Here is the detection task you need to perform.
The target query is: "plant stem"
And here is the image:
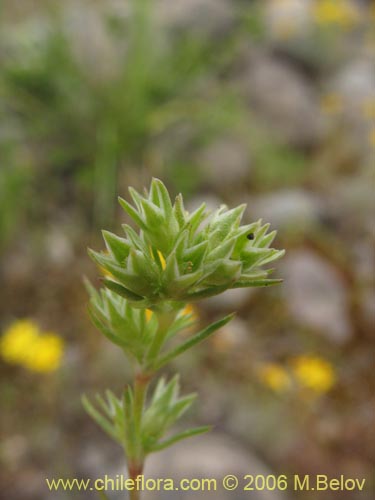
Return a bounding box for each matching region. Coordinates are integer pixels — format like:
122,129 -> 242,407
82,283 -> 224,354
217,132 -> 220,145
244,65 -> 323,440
133,372 -> 150,439
128,371 -> 150,500
127,309 -> 177,500
128,460 -> 144,500
145,310 -> 176,369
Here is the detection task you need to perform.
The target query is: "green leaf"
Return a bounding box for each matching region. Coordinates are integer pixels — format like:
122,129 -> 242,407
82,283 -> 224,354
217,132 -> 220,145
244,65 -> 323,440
185,202 -> 208,235
95,393 -> 114,419
149,178 -> 160,206
118,196 -> 147,230
102,278 -> 144,301
83,277 -> 100,301
167,394 -> 197,423
155,314 -> 234,369
102,230 -> 131,263
207,237 -> 236,261
82,395 -> 118,441
232,278 -> 283,288
149,426 -> 211,452
99,262 -> 152,296
169,270 -> 203,294
253,222 -> 271,244
186,284 -> 229,300
87,248 -> 112,268
153,178 -> 173,216
122,224 -> 149,254
209,204 -> 246,236
183,241 -> 208,267
173,193 -> 187,228
258,230 -> 277,248
140,198 -> 165,226
128,186 -> 146,211
203,259 -> 242,286
88,307 -> 127,348
240,247 -> 272,269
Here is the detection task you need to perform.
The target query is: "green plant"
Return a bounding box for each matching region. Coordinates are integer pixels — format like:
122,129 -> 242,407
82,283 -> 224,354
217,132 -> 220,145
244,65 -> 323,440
84,178 -> 284,500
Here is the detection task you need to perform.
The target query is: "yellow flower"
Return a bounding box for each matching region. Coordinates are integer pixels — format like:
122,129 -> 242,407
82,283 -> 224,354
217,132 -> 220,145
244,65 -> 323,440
0,320 -> 39,365
0,320 -> 64,373
313,0 -> 360,27
291,355 -> 335,393
258,363 -> 291,393
23,334 -> 64,373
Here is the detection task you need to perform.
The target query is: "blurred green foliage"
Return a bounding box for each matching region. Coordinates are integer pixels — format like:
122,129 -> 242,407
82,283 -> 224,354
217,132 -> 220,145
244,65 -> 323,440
0,0 -> 244,243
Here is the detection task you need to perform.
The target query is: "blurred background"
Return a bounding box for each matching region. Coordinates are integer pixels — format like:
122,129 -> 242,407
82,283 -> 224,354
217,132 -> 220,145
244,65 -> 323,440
0,0 -> 374,499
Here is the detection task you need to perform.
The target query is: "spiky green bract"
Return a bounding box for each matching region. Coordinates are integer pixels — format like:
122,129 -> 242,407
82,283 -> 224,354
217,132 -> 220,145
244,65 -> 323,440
88,178 -> 284,307
85,280 -> 158,362
82,376 -> 209,457
85,277 -> 231,367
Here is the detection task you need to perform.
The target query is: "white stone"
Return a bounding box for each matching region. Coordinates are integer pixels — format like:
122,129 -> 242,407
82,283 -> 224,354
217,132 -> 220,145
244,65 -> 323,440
282,250 -> 351,342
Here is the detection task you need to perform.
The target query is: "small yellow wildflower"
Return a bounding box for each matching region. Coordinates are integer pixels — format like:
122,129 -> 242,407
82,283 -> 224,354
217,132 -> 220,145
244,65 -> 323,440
313,0 -> 360,28
0,320 -> 64,373
258,363 -> 292,393
291,355 -> 335,393
0,320 -> 39,365
24,334 -> 64,373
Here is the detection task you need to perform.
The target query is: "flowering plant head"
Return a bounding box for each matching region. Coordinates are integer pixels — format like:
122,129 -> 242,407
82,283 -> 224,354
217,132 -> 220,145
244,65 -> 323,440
89,178 -> 284,310
84,179 -> 285,496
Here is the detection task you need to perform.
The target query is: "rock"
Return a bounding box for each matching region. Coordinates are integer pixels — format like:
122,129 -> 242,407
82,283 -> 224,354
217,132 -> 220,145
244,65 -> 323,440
0,435 -> 28,471
332,58 -> 375,107
360,289 -> 375,333
264,0 -> 312,42
45,227 -> 74,266
325,58 -> 375,152
248,189 -> 322,230
157,0 -> 235,39
239,51 -> 325,146
203,288 -> 254,313
197,137 -> 251,191
281,250 -> 351,343
144,433 -> 290,500
326,177 -> 374,235
210,317 -> 250,353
